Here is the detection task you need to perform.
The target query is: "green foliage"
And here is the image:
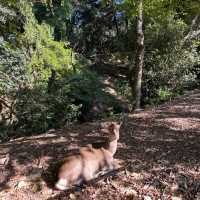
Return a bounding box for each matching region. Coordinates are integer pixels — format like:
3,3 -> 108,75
121,0 -> 200,105
66,70 -> 127,120
32,0 -> 73,40
0,42 -> 29,95
149,88 -> 174,105
143,13 -> 199,105
67,70 -> 111,116
157,88 -> 173,101
18,1 -> 74,81
70,70 -> 102,97
115,79 -> 132,101
29,33 -> 73,81
14,83 -> 80,134
0,0 -> 80,138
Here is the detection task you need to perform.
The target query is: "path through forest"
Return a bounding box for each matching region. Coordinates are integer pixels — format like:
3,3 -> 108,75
0,89 -> 199,200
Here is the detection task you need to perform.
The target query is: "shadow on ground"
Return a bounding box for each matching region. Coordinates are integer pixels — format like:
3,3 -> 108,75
0,90 -> 199,199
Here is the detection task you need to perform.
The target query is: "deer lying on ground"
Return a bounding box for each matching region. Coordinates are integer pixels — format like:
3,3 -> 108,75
55,122 -> 121,190
91,122 -> 120,156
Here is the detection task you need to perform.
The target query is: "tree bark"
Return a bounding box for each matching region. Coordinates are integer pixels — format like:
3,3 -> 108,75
129,0 -> 144,110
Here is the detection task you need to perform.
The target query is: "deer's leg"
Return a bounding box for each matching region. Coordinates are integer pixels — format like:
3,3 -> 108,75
55,179 -> 69,190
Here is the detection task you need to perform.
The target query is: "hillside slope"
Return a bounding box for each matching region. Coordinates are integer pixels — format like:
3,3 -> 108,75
0,89 -> 200,200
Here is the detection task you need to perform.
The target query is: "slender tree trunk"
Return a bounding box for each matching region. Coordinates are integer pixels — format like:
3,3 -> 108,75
113,15 -> 119,38
129,0 -> 144,110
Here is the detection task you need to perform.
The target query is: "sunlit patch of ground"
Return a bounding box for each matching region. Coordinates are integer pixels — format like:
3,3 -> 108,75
157,117 -> 200,131
0,90 -> 200,200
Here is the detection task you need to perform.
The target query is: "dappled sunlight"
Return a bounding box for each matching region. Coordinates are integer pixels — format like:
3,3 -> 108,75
129,111 -> 155,120
156,117 -> 200,131
0,90 -> 200,199
169,105 -> 200,113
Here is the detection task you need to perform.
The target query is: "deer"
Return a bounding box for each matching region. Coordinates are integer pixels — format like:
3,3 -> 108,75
55,121 -> 121,191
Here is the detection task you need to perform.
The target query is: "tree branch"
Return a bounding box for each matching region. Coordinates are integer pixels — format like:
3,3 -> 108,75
183,15 -> 200,43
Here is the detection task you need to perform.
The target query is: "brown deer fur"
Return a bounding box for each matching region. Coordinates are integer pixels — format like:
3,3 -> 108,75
91,122 -> 120,156
55,122 -> 121,190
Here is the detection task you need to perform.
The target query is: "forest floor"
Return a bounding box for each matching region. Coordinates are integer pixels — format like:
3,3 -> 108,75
0,89 -> 200,200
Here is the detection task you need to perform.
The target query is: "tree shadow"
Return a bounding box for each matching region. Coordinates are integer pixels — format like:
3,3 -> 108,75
0,90 -> 199,199
0,122 -> 109,192
112,90 -> 200,199
0,158 -> 14,192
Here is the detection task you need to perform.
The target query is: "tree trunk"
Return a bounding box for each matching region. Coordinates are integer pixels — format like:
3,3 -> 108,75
129,0 -> 144,110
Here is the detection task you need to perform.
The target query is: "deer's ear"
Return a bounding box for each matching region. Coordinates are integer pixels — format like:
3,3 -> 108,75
108,123 -> 116,133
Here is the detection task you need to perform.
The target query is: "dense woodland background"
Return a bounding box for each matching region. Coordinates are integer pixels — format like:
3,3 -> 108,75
0,1 -> 200,200
0,0 -> 200,140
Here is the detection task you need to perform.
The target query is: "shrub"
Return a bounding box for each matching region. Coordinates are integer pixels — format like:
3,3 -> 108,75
14,82 -> 80,134
142,14 -> 199,105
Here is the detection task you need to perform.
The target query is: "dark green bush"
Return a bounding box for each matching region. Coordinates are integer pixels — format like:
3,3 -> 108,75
142,15 -> 199,105
14,82 -> 80,134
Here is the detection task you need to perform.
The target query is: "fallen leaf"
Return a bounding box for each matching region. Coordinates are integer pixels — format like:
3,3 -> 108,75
15,180 -> 28,189
144,195 -> 152,200
171,196 -> 182,200
69,193 -> 76,200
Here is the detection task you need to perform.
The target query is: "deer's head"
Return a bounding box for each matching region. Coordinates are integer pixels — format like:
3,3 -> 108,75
101,121 -> 121,141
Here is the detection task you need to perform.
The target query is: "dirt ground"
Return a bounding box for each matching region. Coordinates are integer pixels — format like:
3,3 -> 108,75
0,89 -> 200,200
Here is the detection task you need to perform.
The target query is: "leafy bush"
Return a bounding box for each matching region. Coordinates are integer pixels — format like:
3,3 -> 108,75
0,1 -> 79,138
14,82 -> 80,134
66,70 -> 110,120
114,79 -> 132,101
142,14 -> 199,105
